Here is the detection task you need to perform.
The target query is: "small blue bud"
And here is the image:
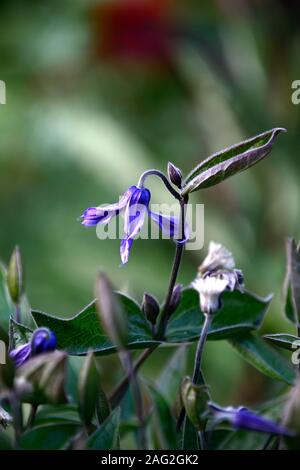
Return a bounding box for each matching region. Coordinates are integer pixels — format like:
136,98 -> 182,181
31,328 -> 57,356
9,327 -> 57,368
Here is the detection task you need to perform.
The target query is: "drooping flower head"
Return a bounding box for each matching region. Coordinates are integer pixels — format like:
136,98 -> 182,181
9,327 -> 57,368
81,185 -> 188,264
208,402 -> 293,436
192,241 -> 244,314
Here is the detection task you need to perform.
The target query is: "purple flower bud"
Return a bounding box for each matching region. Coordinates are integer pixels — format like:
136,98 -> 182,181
31,328 -> 57,356
168,284 -> 182,314
9,343 -> 31,368
168,162 -> 182,189
9,327 -> 57,368
142,292 -> 160,325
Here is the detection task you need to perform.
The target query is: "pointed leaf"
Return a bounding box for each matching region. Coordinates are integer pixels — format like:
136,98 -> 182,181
9,317 -> 32,349
182,128 -> 285,194
148,384 -> 178,450
229,333 -> 296,385
78,352 -> 99,425
32,289 -> 272,356
32,293 -> 156,356
166,288 -> 272,343
283,238 -> 300,325
87,407 -> 120,450
0,262 -> 12,333
20,423 -> 79,450
264,333 -> 300,351
156,346 -> 187,403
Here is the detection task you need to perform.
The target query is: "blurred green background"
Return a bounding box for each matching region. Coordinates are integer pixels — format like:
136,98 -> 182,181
0,0 -> 299,406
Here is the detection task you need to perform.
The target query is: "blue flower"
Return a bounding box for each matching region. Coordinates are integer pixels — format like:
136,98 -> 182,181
81,185 -> 188,264
9,327 -> 57,368
208,402 -> 293,436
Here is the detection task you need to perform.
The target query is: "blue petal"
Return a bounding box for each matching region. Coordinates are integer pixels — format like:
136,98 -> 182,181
234,408 -> 293,436
208,402 -> 293,436
81,207 -> 111,226
81,186 -> 136,226
31,328 -> 57,356
120,237 -> 133,265
9,343 -> 31,367
123,187 -> 150,240
149,211 -> 189,242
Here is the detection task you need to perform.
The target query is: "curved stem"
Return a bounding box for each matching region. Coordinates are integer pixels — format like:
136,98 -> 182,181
137,169 -> 181,201
192,313 -> 212,384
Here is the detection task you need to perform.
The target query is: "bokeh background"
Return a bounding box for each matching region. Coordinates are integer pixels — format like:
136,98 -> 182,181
0,0 -> 299,406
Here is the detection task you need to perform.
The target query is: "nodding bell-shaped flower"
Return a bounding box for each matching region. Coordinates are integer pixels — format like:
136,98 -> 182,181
81,185 -> 188,264
9,327 -> 57,368
208,402 -> 294,436
192,241 -> 244,315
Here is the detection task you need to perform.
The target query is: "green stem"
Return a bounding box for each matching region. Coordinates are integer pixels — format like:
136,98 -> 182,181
27,403 -> 38,429
10,392 -> 23,448
137,169 -> 181,201
198,430 -> 206,451
177,313 -> 212,434
192,313 -> 212,384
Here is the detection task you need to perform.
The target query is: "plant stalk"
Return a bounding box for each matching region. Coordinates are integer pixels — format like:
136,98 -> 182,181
110,194 -> 188,407
177,312 -> 212,434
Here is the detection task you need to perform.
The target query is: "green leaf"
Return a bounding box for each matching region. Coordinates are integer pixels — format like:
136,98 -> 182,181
9,317 -> 32,348
20,423 -> 79,450
87,407 -> 120,450
34,404 -> 81,426
156,346 -> 187,404
211,428 -> 271,450
229,333 -> 296,385
96,384 -> 111,425
166,288 -> 272,343
264,333 -> 300,351
181,417 -> 200,450
32,293 -> 157,356
32,289 -> 271,356
148,384 -> 178,450
16,351 -> 68,405
0,262 -> 12,334
182,128 -> 285,194
78,352 -> 100,425
0,429 -> 13,450
283,238 -> 300,325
